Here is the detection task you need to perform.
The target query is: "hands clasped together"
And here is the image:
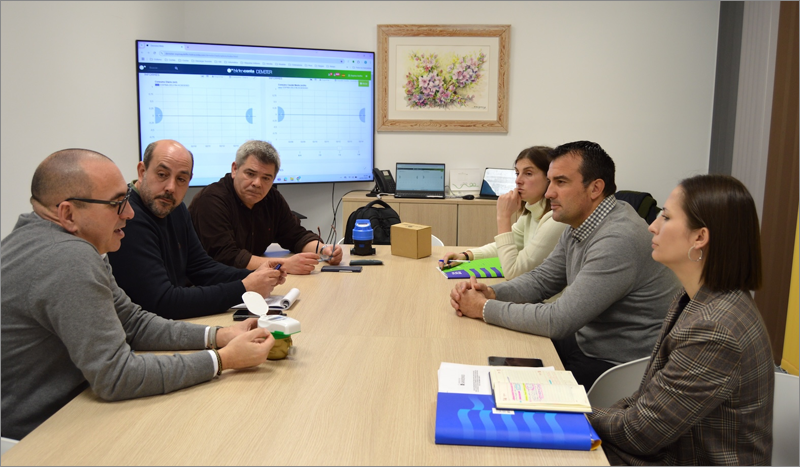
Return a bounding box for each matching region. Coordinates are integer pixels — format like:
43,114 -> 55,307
449,276 -> 497,319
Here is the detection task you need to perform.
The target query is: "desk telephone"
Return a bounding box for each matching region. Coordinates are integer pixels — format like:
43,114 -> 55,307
369,168 -> 395,197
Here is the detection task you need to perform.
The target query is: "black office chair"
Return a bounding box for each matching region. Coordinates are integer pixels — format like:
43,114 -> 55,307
614,191 -> 661,224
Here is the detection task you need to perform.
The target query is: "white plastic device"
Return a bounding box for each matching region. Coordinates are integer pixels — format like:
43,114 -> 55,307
257,315 -> 301,339
242,291 -> 301,339
242,291 -> 270,316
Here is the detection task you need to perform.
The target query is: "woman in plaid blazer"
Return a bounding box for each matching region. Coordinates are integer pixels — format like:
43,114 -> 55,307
588,174 -> 774,465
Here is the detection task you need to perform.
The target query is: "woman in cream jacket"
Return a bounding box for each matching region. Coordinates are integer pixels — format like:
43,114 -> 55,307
441,146 -> 567,280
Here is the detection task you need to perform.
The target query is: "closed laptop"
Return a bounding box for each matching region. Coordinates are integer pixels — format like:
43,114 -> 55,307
394,163 -> 446,199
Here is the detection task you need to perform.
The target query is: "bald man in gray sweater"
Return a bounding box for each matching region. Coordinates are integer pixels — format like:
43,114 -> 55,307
451,141 -> 679,387
1,149 -> 276,440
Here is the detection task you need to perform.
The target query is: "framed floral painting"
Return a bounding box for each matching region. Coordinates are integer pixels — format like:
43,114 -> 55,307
376,24 -> 510,133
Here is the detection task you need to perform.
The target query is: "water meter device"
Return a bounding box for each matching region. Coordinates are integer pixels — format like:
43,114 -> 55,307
242,291 -> 301,339
351,219 -> 376,256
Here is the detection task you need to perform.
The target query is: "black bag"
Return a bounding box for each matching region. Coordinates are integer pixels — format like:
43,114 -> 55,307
344,199 -> 401,245
614,190 -> 661,224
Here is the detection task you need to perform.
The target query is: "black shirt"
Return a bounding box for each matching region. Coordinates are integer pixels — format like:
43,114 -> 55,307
108,188 -> 249,319
188,174 -> 321,269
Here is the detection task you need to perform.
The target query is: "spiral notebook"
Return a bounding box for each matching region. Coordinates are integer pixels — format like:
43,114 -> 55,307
230,288 -> 300,311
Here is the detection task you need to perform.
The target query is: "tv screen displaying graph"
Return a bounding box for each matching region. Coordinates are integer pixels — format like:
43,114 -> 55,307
136,40 -> 375,186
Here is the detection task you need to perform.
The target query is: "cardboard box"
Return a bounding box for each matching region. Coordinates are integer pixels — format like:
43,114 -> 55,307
391,223 -> 432,259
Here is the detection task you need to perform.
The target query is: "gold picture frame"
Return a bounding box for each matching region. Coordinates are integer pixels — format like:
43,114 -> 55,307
377,24 -> 510,133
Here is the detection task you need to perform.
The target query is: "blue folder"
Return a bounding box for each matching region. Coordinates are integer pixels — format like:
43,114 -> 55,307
435,392 -> 601,451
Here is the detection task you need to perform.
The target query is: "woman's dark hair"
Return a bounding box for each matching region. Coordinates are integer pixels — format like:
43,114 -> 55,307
679,174 -> 762,291
514,146 -> 554,217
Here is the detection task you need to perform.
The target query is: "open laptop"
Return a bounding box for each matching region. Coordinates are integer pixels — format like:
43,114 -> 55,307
394,163 -> 446,199
478,168 -> 517,199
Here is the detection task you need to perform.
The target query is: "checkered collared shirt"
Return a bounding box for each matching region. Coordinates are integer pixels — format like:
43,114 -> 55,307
570,195 -> 616,242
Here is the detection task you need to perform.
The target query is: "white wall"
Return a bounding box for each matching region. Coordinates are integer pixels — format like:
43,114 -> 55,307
1,1 -> 186,236
1,1 -> 720,240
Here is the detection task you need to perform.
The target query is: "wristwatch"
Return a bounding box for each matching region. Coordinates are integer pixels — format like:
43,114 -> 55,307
208,326 -> 222,349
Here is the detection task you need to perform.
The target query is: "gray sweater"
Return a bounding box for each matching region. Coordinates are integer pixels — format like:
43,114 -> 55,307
485,201 -> 679,365
1,213 -> 214,440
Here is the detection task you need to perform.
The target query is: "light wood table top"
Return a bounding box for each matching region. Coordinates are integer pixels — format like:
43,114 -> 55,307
3,246 -> 608,466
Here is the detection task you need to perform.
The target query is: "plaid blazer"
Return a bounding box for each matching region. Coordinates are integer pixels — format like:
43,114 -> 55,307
588,286 -> 774,465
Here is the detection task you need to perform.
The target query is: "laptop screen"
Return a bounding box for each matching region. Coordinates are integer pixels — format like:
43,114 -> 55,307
395,163 -> 446,192
479,168 -> 516,197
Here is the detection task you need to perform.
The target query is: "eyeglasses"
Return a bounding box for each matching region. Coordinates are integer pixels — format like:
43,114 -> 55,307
59,185 -> 132,215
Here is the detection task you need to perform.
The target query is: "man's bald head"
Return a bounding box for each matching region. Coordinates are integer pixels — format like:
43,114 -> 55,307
31,149 -> 113,208
142,140 -> 194,172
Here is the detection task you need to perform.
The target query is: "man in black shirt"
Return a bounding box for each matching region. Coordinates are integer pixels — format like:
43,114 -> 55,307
189,140 -> 342,274
107,139 -> 286,319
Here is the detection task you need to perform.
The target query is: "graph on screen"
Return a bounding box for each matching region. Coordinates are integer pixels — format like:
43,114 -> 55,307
137,40 -> 375,186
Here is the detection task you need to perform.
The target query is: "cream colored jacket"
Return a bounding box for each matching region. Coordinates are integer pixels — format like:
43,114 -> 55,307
470,198 -> 567,280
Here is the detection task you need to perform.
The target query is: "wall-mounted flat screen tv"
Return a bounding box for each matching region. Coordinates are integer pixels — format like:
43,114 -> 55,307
136,40 -> 375,186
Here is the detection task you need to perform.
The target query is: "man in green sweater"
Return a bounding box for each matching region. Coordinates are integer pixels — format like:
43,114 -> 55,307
450,141 -> 679,387
1,149 -> 276,440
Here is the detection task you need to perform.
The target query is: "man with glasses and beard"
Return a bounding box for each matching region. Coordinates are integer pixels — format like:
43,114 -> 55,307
1,149 -> 277,440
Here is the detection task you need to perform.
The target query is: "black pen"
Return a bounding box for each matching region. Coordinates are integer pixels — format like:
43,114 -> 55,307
439,259 -> 468,269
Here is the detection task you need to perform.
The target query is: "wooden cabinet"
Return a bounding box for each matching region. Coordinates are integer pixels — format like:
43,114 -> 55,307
457,204 -> 500,246
341,192 -> 517,247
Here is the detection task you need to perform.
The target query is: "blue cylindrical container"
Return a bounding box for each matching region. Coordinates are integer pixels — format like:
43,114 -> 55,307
352,219 -> 375,255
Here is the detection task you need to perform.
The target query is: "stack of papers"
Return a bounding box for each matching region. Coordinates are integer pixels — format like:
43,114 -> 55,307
437,362 -> 555,395
434,363 -> 601,451
230,288 -> 300,311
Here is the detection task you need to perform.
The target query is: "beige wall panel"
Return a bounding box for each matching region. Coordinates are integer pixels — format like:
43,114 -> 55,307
398,203 -> 458,246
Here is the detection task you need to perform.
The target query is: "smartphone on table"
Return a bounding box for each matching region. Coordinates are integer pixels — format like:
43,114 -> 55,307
487,356 -> 544,367
232,308 -> 284,321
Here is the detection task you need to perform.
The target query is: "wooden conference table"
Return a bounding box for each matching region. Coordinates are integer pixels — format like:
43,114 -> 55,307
3,246 -> 608,466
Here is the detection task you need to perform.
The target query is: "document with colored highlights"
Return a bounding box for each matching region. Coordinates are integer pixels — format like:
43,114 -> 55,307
490,367 -> 592,413
489,367 -> 578,385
